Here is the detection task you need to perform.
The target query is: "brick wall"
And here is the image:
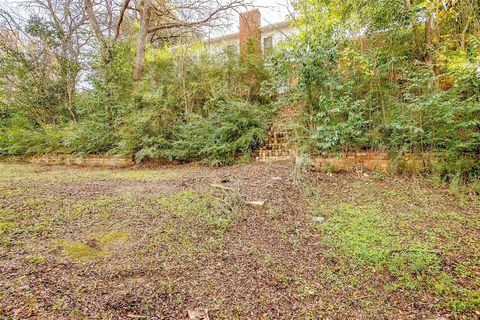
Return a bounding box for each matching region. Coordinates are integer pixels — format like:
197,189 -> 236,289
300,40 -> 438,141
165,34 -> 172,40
239,9 -> 261,56
300,152 -> 436,173
253,105 -> 301,163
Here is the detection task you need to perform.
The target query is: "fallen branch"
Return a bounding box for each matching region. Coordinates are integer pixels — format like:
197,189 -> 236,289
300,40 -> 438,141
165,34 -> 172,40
127,315 -> 147,319
244,200 -> 266,209
210,183 -> 235,192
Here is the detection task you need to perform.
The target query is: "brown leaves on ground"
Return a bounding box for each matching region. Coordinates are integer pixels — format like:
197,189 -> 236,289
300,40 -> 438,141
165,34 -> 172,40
0,162 -> 479,319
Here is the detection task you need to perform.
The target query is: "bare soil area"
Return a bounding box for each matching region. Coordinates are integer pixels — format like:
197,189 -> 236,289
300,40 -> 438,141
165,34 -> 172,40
0,162 -> 479,319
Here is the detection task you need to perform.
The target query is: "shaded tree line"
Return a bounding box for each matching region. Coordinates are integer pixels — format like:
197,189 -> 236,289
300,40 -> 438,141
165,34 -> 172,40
271,0 -> 480,184
0,0 -> 274,165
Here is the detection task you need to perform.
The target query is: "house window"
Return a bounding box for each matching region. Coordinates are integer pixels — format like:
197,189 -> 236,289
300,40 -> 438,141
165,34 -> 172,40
263,36 -> 273,56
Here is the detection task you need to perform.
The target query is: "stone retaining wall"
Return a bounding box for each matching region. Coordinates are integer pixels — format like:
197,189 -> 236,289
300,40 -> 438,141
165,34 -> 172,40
29,155 -> 134,168
300,152 -> 435,173
253,105 -> 300,162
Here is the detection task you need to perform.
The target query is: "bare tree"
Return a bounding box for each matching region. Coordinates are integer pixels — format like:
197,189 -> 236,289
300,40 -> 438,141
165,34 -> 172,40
21,0 -> 88,121
0,2 -> 88,123
84,0 -> 250,82
84,0 -> 119,62
133,0 -> 152,81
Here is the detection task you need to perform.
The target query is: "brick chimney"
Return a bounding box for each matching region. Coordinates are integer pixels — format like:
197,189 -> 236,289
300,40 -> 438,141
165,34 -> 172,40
239,9 -> 261,56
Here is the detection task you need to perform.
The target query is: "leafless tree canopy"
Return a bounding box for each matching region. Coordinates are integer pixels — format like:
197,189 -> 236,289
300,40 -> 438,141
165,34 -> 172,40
1,0 -> 252,90
82,0 -> 250,44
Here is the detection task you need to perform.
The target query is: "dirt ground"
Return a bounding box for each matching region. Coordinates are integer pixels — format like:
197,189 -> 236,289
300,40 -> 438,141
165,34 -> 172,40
0,161 -> 479,319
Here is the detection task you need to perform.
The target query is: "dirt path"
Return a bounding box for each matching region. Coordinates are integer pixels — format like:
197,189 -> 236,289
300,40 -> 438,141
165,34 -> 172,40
0,162 -> 479,319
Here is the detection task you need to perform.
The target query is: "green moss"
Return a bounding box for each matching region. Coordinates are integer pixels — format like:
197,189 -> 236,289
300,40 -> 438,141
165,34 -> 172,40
98,231 -> 129,244
56,230 -> 129,261
27,256 -> 46,265
57,240 -> 105,261
0,221 -> 18,231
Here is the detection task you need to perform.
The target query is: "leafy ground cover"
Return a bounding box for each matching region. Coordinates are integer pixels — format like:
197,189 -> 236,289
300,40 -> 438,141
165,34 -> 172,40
0,162 -> 479,319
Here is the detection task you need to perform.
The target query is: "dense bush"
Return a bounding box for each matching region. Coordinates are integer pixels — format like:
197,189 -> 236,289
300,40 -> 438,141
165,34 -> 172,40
274,0 -> 480,182
2,0 -> 479,180
169,100 -> 270,165
0,41 -> 272,164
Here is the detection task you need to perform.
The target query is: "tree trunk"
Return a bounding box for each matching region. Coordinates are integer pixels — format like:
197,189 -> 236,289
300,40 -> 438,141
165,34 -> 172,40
133,0 -> 152,82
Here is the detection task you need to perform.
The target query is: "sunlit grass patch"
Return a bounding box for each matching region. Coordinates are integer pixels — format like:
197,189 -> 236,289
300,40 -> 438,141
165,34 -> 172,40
319,200 -> 480,312
57,240 -> 106,260
56,231 -> 129,261
0,209 -> 25,246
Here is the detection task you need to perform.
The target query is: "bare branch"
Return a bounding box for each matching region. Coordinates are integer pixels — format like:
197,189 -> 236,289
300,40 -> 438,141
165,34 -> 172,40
115,0 -> 131,40
84,0 -> 107,45
147,0 -> 248,34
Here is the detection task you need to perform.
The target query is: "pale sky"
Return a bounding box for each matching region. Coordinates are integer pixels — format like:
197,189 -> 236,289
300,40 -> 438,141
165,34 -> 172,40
219,0 -> 294,36
251,0 -> 294,26
0,0 -> 294,32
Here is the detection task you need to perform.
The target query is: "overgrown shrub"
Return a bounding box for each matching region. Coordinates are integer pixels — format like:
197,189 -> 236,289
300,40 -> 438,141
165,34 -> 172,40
169,100 -> 271,165
0,41 -> 273,164
0,113 -> 63,155
62,118 -> 118,155
273,0 -> 480,183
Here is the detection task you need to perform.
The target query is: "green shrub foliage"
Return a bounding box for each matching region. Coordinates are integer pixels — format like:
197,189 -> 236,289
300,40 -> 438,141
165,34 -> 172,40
169,100 -> 269,165
0,40 -> 272,164
1,0 -> 480,179
272,0 -> 480,182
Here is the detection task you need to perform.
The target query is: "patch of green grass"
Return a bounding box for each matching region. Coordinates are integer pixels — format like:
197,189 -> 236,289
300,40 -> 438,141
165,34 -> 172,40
322,203 -> 443,277
0,221 -> 18,231
449,289 -> 480,313
149,190 -> 241,260
27,256 -> 46,265
64,197 -> 115,222
98,231 -> 129,244
319,200 -> 480,313
57,240 -> 105,260
0,187 -> 28,199
0,209 -> 25,246
24,197 -> 48,208
56,231 -> 128,261
433,272 -> 480,312
0,209 -> 22,223
156,190 -> 213,217
156,190 -> 241,234
297,283 -> 318,300
268,207 -> 284,220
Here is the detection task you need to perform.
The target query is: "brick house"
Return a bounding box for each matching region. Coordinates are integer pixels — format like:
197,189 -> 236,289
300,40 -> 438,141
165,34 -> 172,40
204,9 -> 297,57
